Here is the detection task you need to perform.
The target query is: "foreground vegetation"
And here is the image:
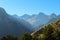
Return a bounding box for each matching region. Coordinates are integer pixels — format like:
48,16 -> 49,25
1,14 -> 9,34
0,20 -> 60,40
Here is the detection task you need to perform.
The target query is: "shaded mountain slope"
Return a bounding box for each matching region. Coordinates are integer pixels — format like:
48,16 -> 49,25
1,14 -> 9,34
0,7 -> 33,37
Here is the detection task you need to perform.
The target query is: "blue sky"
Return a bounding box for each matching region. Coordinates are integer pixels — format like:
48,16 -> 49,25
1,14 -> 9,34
0,0 -> 60,16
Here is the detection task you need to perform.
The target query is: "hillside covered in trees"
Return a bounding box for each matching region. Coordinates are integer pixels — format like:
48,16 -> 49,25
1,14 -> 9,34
0,20 -> 60,40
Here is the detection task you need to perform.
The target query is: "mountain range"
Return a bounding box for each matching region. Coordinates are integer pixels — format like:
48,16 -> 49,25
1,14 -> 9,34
0,7 -> 60,37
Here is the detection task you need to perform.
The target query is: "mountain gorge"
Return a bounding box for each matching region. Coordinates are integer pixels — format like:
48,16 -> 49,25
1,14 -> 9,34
1,14 -> 60,40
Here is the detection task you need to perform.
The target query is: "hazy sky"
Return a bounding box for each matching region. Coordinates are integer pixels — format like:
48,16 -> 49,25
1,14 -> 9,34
0,0 -> 60,16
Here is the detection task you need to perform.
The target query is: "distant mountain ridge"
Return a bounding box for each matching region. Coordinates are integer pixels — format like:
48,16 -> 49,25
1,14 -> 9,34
20,12 -> 60,30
